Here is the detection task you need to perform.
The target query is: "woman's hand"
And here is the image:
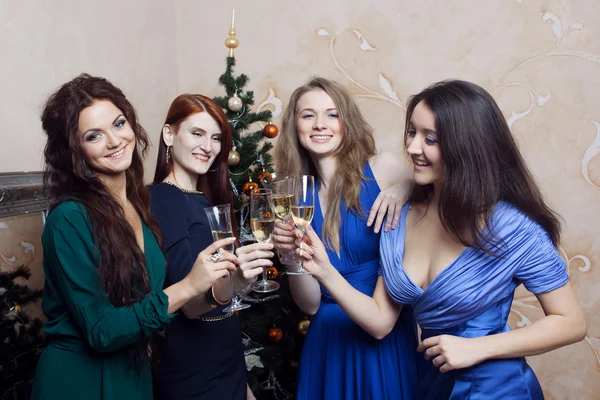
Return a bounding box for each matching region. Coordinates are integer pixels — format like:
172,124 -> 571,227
235,242 -> 275,284
272,220 -> 296,252
246,384 -> 256,400
417,335 -> 487,373
294,225 -> 334,282
184,237 -> 237,297
367,181 -> 407,233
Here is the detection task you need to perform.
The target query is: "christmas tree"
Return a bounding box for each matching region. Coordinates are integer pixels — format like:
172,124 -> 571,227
0,266 -> 46,400
213,11 -> 307,399
212,56 -> 278,206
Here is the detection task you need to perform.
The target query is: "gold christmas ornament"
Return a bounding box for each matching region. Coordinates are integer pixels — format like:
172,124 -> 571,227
263,123 -> 279,139
224,9 -> 239,58
228,147 -> 241,166
227,93 -> 243,112
297,318 -> 310,336
14,304 -> 23,313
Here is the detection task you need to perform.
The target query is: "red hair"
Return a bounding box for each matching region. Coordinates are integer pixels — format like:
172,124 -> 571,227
153,94 -> 237,233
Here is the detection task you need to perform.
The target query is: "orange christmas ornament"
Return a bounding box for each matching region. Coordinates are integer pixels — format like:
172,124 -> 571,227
263,123 -> 279,139
258,169 -> 272,183
268,327 -> 283,342
266,266 -> 278,280
243,175 -> 259,196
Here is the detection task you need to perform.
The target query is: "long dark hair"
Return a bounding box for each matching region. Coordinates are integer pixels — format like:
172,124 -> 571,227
153,94 -> 237,234
404,80 -> 561,251
41,73 -> 163,368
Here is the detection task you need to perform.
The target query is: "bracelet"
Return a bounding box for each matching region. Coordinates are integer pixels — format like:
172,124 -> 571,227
211,284 -> 231,306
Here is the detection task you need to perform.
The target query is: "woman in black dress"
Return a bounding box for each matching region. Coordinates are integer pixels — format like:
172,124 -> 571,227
150,94 -> 273,400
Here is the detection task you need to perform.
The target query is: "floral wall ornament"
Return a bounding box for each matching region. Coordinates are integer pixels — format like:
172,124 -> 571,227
316,28 -> 404,109
499,1 -> 599,83
582,121 -> 600,190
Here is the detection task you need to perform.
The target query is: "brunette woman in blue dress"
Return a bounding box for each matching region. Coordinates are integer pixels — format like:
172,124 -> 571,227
295,80 -> 586,399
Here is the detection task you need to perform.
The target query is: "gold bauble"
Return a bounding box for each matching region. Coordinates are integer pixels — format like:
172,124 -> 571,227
225,37 -> 239,49
14,304 -> 23,313
228,147 -> 241,166
297,318 -> 310,336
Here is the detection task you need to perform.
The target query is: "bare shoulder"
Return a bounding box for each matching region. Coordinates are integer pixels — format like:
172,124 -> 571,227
369,151 -> 412,190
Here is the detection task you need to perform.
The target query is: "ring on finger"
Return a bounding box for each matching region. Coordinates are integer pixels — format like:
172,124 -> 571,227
206,252 -> 223,262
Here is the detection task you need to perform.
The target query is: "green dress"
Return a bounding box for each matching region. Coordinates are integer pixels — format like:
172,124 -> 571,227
32,201 -> 174,400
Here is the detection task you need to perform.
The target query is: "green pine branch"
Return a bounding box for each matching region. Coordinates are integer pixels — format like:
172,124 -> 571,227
214,57 -> 276,207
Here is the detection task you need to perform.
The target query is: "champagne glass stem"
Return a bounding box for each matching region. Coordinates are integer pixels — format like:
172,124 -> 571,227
229,270 -> 241,305
299,230 -> 306,271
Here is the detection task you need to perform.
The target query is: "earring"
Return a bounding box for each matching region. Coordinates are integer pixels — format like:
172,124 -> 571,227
166,146 -> 172,164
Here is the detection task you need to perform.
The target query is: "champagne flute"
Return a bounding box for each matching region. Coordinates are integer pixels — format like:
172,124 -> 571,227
287,175 -> 315,275
269,177 -> 296,265
204,204 -> 250,312
249,189 -> 279,293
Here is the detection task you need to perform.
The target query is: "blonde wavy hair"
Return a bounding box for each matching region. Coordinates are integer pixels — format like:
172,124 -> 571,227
274,77 -> 376,252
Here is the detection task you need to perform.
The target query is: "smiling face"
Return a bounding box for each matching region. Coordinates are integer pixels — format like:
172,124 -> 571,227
164,111 -> 222,180
405,100 -> 444,186
295,89 -> 344,158
78,100 -> 136,180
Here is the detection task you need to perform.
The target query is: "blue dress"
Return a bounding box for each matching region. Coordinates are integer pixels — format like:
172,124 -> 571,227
150,183 -> 246,400
380,202 -> 570,399
297,164 -> 421,400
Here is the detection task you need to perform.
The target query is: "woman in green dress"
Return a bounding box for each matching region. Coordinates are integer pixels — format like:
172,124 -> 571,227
32,74 -> 236,400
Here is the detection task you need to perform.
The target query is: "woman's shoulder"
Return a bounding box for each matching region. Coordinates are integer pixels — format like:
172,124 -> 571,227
489,201 -> 551,242
43,201 -> 93,243
149,182 -> 188,200
46,200 -> 87,225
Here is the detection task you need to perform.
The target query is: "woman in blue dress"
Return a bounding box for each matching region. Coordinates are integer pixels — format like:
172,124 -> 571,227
272,77 -> 420,399
295,80 -> 587,399
150,94 -> 274,400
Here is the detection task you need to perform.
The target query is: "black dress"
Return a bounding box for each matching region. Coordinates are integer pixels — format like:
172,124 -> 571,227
150,183 -> 246,400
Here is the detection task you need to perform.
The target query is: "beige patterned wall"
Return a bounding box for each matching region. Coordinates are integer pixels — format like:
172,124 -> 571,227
1,0 -> 598,398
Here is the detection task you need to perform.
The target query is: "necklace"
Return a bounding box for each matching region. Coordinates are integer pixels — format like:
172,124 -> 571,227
163,180 -> 203,195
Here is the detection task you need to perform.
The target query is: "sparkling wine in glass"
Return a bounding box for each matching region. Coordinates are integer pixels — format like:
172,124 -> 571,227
269,177 -> 296,265
204,204 -> 250,312
249,189 -> 279,293
287,175 -> 315,275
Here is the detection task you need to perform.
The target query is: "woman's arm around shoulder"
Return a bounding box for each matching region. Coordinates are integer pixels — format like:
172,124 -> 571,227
367,150 -> 413,233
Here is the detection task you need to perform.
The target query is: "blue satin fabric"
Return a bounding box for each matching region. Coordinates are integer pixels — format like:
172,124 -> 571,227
380,202 -> 569,399
297,164 -> 421,400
